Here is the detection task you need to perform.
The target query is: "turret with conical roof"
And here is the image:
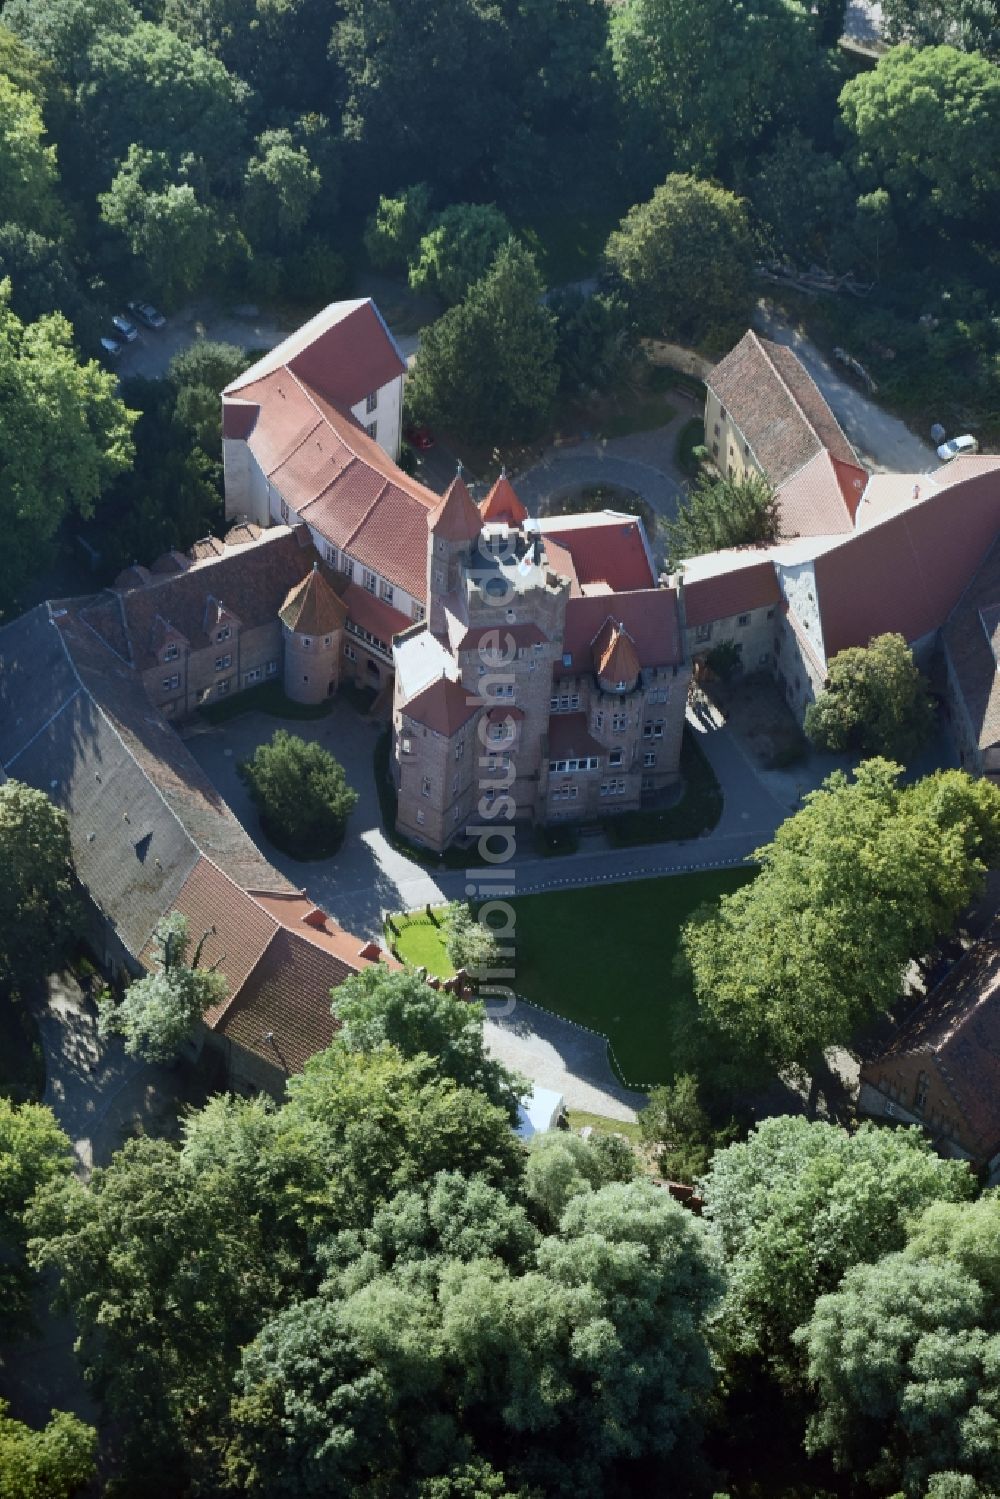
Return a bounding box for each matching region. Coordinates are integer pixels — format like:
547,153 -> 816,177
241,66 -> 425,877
426,467 -> 482,635
479,471 -> 528,528
280,563 -> 347,704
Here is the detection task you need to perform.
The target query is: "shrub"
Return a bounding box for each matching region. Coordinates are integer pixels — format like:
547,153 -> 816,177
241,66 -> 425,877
239,730 -> 359,859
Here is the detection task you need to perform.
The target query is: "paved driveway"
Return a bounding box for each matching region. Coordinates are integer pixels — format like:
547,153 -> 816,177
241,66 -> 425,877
753,302 -> 936,474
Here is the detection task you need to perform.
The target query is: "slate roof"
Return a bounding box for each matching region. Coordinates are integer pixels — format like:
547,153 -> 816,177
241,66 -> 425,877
707,331 -> 859,485
866,933 -> 1000,1163
0,605 -> 291,960
280,567 -> 348,636
942,535 -> 1000,756
81,526 -> 318,671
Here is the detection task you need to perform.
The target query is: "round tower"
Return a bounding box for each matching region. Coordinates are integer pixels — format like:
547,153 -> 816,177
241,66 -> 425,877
279,564 -> 348,705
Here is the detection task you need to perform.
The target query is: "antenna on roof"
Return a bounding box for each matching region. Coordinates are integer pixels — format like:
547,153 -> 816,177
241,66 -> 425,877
500,464 -> 507,478
456,459 -> 464,477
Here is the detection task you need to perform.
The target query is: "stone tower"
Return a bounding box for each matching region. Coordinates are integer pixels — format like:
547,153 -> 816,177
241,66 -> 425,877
426,471 -> 483,636
279,564 -> 348,705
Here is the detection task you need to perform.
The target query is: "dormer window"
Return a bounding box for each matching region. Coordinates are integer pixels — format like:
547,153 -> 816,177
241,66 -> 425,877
163,643 -> 179,662
615,680 -> 628,692
216,626 -> 231,643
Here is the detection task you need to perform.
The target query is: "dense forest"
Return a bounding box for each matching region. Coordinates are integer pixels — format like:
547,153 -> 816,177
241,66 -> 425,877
1,0 -> 1000,612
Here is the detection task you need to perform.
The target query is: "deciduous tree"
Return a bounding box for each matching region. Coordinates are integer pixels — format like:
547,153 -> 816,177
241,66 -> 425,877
363,182 -> 432,271
98,912 -> 228,1064
839,45 -> 1000,226
683,760 -> 1000,1067
239,730 -> 359,859
797,1254 -> 1000,1494
609,0 -> 822,177
0,77 -> 61,235
804,632 -> 935,758
332,965 -> 523,1117
0,283 -> 135,613
406,240 -> 558,444
0,1401 -> 96,1499
0,782 -> 80,993
99,146 -> 219,306
701,1116 -> 974,1373
408,203 -> 516,305
0,1097 -> 71,1335
605,174 -> 754,349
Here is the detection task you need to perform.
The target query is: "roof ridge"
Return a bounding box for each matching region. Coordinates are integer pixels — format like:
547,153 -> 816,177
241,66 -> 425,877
74,601 -> 134,670
186,859 -> 284,1029
263,408 -> 325,480
44,608 -> 201,957
756,332 -> 829,452
342,475 -> 393,553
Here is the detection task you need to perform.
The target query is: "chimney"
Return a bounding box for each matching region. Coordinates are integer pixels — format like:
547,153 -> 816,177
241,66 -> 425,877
912,483 -> 920,501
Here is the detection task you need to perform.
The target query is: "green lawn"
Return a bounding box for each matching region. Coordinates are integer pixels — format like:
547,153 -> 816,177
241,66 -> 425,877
510,870 -> 755,1088
386,870 -> 755,1089
388,911 -> 456,977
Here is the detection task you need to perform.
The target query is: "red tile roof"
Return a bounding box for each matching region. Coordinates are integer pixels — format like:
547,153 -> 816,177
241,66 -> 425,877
708,331 -> 859,485
682,560 -> 782,629
480,475 -> 528,526
774,450 -> 868,537
539,537 -> 581,595
225,365 -> 437,601
280,567 -> 348,635
457,621 -> 548,654
429,474 -> 483,542
561,590 -> 683,671
541,517 -> 655,592
402,676 -> 479,738
813,466 -> 1000,657
548,712 -> 604,759
225,298 -> 407,413
591,619 -> 640,684
341,582 -> 412,644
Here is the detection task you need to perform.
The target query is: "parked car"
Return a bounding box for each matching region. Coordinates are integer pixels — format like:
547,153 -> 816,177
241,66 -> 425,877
937,433 -> 979,462
100,335 -> 123,360
111,314 -> 138,343
404,423 -> 435,451
126,299 -> 166,329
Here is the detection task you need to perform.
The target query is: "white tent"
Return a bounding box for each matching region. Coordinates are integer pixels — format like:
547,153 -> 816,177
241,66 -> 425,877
516,1085 -> 565,1139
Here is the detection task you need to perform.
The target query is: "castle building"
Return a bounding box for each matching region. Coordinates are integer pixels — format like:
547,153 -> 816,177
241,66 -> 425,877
391,473 -> 690,852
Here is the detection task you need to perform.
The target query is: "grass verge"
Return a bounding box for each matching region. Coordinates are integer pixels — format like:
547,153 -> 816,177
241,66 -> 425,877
566,1109 -> 642,1144
604,729 -> 722,847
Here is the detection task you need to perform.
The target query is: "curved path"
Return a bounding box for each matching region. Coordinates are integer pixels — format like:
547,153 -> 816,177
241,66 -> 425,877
513,447 -> 683,525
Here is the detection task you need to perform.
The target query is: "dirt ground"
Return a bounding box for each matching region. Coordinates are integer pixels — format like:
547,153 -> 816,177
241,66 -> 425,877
704,672 -> 808,768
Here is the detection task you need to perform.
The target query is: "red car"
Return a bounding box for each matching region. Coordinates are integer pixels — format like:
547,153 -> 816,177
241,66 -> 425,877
404,423 -> 435,451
